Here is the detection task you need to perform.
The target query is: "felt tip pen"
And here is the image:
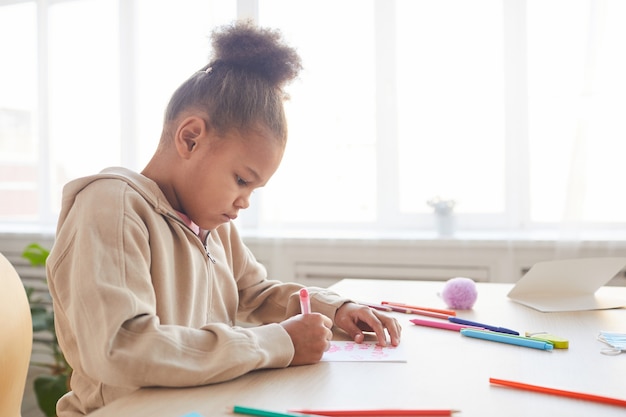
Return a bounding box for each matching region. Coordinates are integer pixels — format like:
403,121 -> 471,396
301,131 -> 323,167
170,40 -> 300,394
381,301 -> 457,316
461,329 -> 554,350
489,377 -> 626,407
383,304 -> 451,320
410,318 -> 485,332
449,317 -> 519,335
299,288 -> 311,314
290,409 -> 460,416
233,405 -> 305,417
524,332 -> 569,349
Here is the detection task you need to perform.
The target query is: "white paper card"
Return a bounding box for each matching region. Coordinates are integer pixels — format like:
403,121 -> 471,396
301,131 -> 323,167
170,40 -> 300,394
507,257 -> 626,312
321,341 -> 407,362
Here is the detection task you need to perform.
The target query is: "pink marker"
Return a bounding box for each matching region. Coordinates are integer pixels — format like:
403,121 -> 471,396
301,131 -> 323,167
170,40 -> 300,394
410,318 -> 484,332
299,288 -> 311,314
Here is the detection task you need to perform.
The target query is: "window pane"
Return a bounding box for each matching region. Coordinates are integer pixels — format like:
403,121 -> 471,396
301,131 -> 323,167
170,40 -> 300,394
48,0 -> 120,212
257,0 -> 377,225
396,0 -> 505,215
528,0 -> 626,223
0,2 -> 38,221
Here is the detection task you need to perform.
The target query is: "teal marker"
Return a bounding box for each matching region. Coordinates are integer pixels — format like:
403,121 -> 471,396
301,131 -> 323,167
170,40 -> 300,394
233,405 -> 306,417
460,329 -> 554,350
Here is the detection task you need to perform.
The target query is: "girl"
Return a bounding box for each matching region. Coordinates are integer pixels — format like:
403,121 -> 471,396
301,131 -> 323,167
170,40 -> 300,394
47,21 -> 401,416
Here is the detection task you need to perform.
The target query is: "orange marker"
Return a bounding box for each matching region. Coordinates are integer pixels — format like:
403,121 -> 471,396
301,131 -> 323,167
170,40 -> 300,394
381,301 -> 456,316
382,304 -> 451,320
490,377 -> 626,407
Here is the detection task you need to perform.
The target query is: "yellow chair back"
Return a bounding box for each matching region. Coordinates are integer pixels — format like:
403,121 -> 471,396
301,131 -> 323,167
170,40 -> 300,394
0,252 -> 33,417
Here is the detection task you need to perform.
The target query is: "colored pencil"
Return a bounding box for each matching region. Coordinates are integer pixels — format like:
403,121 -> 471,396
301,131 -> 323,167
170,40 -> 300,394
381,301 -> 456,316
489,378 -> 626,408
290,409 -> 459,416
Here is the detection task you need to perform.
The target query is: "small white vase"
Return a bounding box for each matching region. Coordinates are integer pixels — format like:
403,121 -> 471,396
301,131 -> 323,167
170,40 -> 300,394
436,213 -> 455,237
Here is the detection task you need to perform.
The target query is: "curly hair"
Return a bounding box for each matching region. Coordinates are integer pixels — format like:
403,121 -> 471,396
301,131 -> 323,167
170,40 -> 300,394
164,20 -> 302,144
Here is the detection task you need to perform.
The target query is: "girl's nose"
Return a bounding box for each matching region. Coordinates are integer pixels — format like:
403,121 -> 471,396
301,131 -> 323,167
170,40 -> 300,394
235,194 -> 250,210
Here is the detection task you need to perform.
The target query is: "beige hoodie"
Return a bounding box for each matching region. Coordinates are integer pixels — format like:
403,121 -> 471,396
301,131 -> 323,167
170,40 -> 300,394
46,167 -> 348,416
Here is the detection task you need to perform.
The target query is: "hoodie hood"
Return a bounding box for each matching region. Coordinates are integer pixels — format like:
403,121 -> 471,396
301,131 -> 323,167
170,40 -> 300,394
57,167 -> 174,232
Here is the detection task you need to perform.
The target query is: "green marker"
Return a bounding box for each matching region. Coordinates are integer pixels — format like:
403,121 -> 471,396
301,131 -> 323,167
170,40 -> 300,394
233,405 -> 306,417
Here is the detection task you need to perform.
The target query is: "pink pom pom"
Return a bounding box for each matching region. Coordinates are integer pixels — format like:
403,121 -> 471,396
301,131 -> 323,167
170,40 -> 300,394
442,277 -> 477,310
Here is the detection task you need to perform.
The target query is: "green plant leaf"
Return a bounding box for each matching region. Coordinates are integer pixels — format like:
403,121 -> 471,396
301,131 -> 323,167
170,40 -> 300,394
24,242 -> 70,416
22,243 -> 50,266
31,306 -> 50,332
25,286 -> 35,299
34,374 -> 68,417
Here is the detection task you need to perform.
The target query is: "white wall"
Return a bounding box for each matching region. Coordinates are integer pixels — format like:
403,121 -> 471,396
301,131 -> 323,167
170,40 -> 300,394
244,236 -> 626,287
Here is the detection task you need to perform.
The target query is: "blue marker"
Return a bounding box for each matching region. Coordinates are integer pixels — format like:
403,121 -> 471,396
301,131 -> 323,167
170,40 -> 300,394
460,329 -> 554,351
449,317 -> 519,335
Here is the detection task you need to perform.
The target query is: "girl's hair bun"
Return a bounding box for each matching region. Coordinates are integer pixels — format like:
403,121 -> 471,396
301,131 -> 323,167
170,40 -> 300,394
210,20 -> 302,88
164,20 -> 301,142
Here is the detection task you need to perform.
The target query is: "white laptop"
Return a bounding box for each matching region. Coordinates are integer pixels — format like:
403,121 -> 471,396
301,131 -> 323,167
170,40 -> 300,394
507,257 -> 626,312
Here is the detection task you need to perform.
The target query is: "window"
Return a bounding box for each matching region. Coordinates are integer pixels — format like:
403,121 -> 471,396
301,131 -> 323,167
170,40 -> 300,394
526,0 -> 626,224
0,1 -> 38,222
0,0 -> 235,231
1,0 -> 625,238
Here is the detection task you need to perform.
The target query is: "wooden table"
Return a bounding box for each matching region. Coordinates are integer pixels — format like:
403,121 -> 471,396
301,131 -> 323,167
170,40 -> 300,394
90,279 -> 626,417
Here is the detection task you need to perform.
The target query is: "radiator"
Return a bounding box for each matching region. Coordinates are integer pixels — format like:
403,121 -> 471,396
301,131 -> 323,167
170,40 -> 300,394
294,261 -> 489,287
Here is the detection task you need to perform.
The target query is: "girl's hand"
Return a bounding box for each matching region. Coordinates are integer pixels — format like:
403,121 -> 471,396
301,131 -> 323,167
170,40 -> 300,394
280,313 -> 333,365
333,302 -> 402,347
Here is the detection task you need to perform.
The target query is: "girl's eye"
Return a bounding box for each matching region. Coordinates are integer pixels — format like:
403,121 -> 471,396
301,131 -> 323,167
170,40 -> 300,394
236,175 -> 248,186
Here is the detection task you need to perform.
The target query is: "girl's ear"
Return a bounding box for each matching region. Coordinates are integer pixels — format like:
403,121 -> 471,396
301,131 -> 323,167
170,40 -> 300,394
174,116 -> 207,158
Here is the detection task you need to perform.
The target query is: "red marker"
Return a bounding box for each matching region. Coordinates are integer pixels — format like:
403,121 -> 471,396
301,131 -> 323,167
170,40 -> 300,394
290,409 -> 459,416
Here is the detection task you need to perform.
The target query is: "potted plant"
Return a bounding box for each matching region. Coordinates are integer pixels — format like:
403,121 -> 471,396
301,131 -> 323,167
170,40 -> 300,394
22,243 -> 71,417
